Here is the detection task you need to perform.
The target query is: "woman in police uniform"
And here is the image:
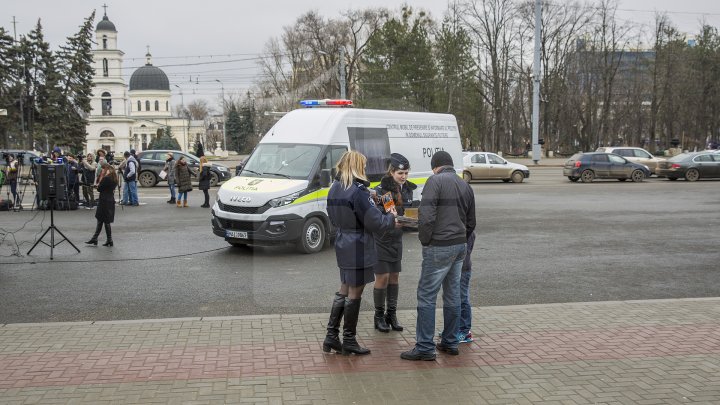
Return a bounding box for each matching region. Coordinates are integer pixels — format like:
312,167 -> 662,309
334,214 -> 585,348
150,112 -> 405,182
323,151 -> 397,355
372,153 -> 416,333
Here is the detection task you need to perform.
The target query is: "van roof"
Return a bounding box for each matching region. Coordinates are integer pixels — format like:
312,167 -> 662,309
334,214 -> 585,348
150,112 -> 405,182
263,108 -> 458,145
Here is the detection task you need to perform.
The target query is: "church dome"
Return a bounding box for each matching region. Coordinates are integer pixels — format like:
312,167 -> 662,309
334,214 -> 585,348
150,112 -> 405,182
129,54 -> 169,91
96,15 -> 117,32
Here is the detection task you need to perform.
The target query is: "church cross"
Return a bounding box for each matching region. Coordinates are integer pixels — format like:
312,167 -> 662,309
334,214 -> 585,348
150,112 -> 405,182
102,4 -> 108,16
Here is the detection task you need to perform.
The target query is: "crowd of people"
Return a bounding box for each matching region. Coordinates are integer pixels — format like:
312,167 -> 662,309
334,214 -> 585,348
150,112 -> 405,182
324,150 -> 477,360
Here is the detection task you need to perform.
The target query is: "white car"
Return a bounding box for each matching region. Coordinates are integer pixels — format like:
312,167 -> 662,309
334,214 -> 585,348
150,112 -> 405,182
462,152 -> 530,183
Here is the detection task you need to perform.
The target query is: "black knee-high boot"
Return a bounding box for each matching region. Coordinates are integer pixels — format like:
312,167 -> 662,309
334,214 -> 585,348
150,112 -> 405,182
373,288 -> 390,332
385,284 -> 404,331
342,298 -> 370,355
103,223 -> 113,246
322,292 -> 346,353
86,221 -> 102,245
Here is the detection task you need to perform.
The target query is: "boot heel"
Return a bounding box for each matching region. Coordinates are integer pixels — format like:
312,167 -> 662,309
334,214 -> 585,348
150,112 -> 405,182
103,241 -> 113,247
85,240 -> 98,246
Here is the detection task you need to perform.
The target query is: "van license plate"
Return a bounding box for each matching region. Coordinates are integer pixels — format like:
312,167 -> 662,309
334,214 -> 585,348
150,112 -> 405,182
226,230 -> 248,239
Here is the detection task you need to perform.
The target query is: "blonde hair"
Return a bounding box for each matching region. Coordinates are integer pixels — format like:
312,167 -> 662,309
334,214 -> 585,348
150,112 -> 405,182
336,151 -> 367,189
199,156 -> 208,167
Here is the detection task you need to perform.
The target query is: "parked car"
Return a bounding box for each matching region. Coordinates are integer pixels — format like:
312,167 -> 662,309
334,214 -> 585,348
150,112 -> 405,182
136,150 -> 232,187
462,152 -> 530,183
595,146 -> 665,175
656,152 -> 720,181
563,152 -> 650,183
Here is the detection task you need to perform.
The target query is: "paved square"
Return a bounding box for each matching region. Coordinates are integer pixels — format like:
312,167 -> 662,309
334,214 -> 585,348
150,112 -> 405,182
1,298 -> 719,404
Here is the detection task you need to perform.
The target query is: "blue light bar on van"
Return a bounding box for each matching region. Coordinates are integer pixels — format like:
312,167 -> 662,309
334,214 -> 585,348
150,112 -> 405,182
299,99 -> 353,107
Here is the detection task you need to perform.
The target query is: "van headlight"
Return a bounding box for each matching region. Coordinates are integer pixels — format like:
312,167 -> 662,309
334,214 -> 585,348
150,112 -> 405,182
268,191 -> 300,208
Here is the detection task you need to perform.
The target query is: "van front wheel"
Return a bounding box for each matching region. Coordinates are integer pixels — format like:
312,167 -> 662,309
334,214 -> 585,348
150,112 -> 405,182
297,217 -> 325,254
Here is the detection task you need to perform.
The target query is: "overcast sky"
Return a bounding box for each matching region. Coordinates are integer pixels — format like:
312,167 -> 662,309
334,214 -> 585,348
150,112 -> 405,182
5,0 -> 720,111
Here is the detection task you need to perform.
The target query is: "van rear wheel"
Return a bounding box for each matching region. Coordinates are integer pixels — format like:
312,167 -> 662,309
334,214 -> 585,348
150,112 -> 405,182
297,217 -> 325,254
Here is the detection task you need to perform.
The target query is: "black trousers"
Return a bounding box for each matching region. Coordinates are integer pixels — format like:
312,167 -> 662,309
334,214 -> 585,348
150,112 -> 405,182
202,189 -> 209,205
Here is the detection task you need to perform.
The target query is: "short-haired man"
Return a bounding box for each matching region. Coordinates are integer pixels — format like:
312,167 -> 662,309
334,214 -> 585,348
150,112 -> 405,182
401,150 -> 476,361
121,151 -> 139,206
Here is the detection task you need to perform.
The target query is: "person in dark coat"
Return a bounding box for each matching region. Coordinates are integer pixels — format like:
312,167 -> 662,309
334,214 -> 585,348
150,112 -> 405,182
86,162 -> 118,247
81,152 -> 97,209
324,151 -> 397,356
198,156 -> 211,208
372,153 -> 416,333
174,157 -> 193,207
162,152 -> 177,204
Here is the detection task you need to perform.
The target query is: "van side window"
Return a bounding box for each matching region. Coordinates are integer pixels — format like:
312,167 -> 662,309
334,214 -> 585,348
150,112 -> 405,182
314,146 -> 347,189
348,127 -> 390,182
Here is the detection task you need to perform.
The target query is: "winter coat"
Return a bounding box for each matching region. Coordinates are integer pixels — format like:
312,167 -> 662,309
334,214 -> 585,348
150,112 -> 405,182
175,162 -> 193,193
373,175 -> 417,262
327,178 -> 395,269
163,158 -> 176,183
83,160 -> 97,185
95,175 -> 117,224
418,166 -> 476,246
66,160 -> 79,185
198,164 -> 211,190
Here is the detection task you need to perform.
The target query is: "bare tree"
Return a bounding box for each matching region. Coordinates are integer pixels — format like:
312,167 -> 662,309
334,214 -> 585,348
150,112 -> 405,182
462,0 -> 520,152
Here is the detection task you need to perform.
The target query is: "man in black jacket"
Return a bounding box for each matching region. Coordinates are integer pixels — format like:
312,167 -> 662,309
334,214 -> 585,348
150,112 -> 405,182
401,150 -> 476,361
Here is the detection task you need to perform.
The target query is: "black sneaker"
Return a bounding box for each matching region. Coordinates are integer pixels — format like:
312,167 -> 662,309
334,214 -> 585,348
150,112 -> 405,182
436,342 -> 459,356
400,348 -> 436,361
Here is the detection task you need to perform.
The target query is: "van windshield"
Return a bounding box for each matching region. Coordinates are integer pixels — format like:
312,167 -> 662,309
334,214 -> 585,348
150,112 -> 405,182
241,144 -> 322,180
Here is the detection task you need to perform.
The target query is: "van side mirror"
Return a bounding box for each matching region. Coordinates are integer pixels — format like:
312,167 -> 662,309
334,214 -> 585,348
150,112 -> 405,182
320,169 -> 332,187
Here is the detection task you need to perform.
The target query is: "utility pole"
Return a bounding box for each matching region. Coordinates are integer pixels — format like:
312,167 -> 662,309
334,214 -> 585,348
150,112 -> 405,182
531,0 -> 542,164
339,47 -> 346,99
215,79 -> 226,151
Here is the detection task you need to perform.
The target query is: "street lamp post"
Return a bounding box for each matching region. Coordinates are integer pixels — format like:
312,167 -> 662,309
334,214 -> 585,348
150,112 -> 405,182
174,84 -> 184,113
215,79 -> 226,151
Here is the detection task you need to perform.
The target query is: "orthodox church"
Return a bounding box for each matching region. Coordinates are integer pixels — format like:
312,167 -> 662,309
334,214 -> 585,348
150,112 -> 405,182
85,11 -> 204,155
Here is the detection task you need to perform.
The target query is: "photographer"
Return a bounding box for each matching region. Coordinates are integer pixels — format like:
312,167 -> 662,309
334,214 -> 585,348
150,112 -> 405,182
66,155 -> 80,202
82,152 -> 97,209
4,154 -> 19,206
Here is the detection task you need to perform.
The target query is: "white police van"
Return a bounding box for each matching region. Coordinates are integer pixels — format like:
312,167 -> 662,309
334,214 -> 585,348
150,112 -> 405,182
211,99 -> 463,253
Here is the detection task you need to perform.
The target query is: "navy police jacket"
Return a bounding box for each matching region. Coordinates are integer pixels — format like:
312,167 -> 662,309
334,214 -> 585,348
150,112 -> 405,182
373,176 -> 416,262
327,178 -> 395,269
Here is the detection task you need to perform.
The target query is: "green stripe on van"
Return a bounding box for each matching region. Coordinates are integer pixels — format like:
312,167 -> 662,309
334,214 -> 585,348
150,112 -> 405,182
290,177 -> 430,205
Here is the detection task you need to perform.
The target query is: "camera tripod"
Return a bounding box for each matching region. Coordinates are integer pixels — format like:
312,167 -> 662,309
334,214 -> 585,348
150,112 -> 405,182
27,196 -> 81,260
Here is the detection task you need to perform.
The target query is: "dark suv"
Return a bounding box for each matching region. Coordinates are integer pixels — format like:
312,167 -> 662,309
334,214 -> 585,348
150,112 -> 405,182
136,150 -> 232,187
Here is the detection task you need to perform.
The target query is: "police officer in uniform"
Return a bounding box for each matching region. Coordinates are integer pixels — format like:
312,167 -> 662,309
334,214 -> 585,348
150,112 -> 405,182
372,153 -> 416,333
324,151 -> 397,355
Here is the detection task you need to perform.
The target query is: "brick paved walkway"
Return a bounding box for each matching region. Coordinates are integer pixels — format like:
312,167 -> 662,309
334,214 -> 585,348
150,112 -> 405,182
1,298 -> 719,404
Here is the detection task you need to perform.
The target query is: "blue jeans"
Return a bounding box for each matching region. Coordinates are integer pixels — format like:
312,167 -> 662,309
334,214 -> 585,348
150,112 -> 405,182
178,191 -> 187,202
169,182 -> 176,200
121,180 -> 130,204
128,180 -> 138,205
459,269 -> 472,335
415,243 -> 466,353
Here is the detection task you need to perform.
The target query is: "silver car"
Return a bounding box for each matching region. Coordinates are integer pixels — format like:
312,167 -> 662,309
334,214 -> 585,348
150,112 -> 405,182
462,152 -> 530,183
